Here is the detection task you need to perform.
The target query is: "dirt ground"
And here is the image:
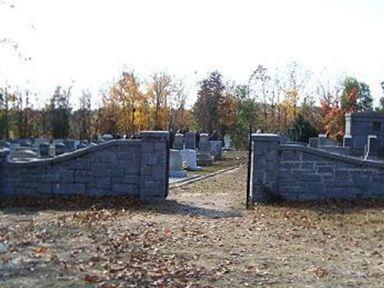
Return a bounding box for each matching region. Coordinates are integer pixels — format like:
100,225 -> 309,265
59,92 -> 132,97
1,154 -> 384,287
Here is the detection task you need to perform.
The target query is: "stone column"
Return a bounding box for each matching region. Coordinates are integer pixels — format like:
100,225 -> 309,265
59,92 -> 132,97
251,134 -> 281,202
138,131 -> 170,201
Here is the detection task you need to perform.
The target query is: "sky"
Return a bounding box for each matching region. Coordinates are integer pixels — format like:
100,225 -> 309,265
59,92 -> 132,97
0,0 -> 384,108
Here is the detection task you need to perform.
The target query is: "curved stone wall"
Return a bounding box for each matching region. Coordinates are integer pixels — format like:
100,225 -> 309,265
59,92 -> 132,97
0,131 -> 169,201
250,134 -> 384,202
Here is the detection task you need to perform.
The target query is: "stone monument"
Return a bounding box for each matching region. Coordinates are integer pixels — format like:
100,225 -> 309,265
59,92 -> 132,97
172,133 -> 184,150
197,133 -> 213,165
184,132 -> 196,150
169,149 -> 187,177
181,149 -> 202,171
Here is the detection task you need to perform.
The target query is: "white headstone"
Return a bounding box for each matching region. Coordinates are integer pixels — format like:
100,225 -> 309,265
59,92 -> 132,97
181,149 -> 202,171
169,149 -> 187,177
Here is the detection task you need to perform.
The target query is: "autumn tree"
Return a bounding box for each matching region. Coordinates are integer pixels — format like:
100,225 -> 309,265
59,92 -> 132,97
318,79 -> 344,139
109,71 -> 149,135
147,73 -> 172,130
279,62 -> 311,131
341,77 -> 373,112
168,79 -> 192,131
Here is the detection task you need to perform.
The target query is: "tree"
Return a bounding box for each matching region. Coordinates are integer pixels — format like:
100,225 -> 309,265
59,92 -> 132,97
49,86 -> 71,139
341,77 -> 373,112
279,62 -> 311,131
168,79 -> 192,131
317,79 -> 344,139
0,86 -> 12,138
286,114 -> 318,143
147,73 -> 172,130
110,71 -> 149,135
193,71 -> 225,133
379,81 -> 384,112
228,84 -> 259,148
249,65 -> 271,128
73,90 -> 92,139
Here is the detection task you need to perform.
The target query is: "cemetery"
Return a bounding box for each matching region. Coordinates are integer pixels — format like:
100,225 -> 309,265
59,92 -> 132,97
2,1 -> 384,286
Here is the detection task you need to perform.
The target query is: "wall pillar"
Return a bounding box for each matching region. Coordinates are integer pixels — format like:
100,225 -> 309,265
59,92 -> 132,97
251,134 -> 281,202
138,131 -> 170,201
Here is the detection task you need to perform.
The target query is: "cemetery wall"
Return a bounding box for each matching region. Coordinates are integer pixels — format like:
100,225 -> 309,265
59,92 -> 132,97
0,131 -> 169,201
251,134 -> 384,202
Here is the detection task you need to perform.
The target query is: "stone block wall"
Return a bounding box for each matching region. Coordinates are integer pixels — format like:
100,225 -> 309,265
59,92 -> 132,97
250,134 -> 384,202
0,131 -> 169,201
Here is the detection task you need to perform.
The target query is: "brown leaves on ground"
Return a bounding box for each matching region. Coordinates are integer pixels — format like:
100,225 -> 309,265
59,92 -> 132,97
1,155 -> 384,287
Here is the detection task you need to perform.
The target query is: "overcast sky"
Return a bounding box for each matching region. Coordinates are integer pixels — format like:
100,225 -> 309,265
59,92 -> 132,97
0,0 -> 383,108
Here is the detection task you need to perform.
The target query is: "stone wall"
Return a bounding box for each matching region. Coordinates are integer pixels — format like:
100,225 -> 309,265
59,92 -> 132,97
250,134 -> 384,202
0,131 -> 169,201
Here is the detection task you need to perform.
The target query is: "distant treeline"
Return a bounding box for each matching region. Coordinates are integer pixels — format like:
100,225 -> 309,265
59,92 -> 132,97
1,63 -> 383,148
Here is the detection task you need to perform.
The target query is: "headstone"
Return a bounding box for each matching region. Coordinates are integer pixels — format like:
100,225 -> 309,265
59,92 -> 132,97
197,133 -> 213,165
55,143 -> 66,156
39,142 -> 50,157
64,140 -> 76,152
0,140 -> 11,149
181,149 -> 202,171
169,149 -> 187,177
223,134 -> 232,150
172,133 -> 184,150
343,135 -> 353,148
210,140 -> 223,160
365,135 -> 379,160
101,134 -> 113,141
10,148 -> 39,161
198,133 -> 211,153
309,137 -> 318,148
184,132 -> 196,150
318,134 -> 338,146
77,143 -> 88,149
19,139 -> 32,147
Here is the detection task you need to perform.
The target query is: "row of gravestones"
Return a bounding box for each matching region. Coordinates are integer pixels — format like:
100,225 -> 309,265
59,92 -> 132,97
307,134 -> 384,160
169,132 -> 228,178
0,138 -> 104,162
172,132 -> 224,162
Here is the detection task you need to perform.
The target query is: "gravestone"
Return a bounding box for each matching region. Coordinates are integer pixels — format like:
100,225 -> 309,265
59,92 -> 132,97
55,143 -> 66,156
64,140 -> 76,152
184,132 -> 196,150
181,149 -> 202,171
210,141 -> 223,160
169,149 -> 187,177
19,139 -> 32,147
197,133 -> 213,165
318,134 -> 338,146
39,142 -> 50,157
10,148 -> 39,161
0,140 -> 11,149
223,134 -> 232,150
77,142 -> 88,149
172,133 -> 184,150
365,135 -> 379,160
198,133 -> 211,152
309,137 -> 318,148
101,134 -> 113,141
